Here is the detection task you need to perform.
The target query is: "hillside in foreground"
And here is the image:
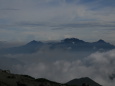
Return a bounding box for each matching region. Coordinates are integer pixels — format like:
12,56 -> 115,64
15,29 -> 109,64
0,69 -> 102,86
66,77 -> 102,86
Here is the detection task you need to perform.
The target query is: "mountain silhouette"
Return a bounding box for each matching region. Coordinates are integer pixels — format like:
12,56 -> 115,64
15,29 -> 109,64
66,77 -> 102,86
0,40 -> 43,54
50,38 -> 115,52
97,39 -> 106,43
26,40 -> 42,46
0,38 -> 114,54
0,69 -> 64,86
61,38 -> 86,44
0,69 -> 102,86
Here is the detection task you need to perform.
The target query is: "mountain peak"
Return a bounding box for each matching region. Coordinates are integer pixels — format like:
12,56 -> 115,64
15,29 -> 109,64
30,40 -> 38,43
61,38 -> 85,43
97,39 -> 106,43
80,77 -> 91,80
67,77 -> 102,86
26,40 -> 42,45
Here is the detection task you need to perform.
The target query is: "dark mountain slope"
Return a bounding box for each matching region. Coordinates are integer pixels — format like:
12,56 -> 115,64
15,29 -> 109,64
0,40 -> 43,54
50,38 -> 115,51
66,77 -> 102,86
0,69 -> 65,86
0,69 -> 102,86
92,39 -> 114,51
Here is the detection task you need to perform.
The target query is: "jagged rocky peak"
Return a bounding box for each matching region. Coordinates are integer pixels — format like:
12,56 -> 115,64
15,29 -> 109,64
61,38 -> 85,43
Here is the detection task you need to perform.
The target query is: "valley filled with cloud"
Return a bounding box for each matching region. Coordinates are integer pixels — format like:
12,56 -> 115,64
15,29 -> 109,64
0,44 -> 115,86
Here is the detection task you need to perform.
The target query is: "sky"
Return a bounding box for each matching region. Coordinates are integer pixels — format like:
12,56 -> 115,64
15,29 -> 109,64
1,1 -> 115,86
0,0 -> 115,44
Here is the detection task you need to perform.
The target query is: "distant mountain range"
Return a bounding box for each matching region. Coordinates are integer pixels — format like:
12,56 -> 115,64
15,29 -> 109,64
49,38 -> 115,52
0,38 -> 114,55
0,40 -> 43,54
0,69 -> 102,86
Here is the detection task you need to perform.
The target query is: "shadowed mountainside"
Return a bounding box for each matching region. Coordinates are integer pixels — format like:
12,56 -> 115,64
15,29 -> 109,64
0,69 -> 65,86
66,77 -> 102,86
0,69 -> 102,86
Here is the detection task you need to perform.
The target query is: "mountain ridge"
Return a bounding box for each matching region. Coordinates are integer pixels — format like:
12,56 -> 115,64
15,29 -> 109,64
0,38 -> 114,54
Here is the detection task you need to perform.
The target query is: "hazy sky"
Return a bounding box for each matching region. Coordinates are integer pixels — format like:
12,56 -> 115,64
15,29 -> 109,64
0,0 -> 115,44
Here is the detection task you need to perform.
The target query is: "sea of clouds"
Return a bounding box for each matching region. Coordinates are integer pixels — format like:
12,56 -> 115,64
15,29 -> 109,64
0,47 -> 115,86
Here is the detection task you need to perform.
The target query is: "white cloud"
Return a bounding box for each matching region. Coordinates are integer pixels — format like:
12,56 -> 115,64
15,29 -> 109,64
1,0 -> 115,24
0,0 -> 115,43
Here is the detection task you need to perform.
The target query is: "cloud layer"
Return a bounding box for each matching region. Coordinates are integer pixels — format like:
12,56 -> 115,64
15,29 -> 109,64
0,0 -> 115,43
1,47 -> 115,86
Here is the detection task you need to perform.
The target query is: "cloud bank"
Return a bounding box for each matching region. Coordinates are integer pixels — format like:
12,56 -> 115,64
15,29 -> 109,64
0,0 -> 115,43
1,47 -> 115,86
